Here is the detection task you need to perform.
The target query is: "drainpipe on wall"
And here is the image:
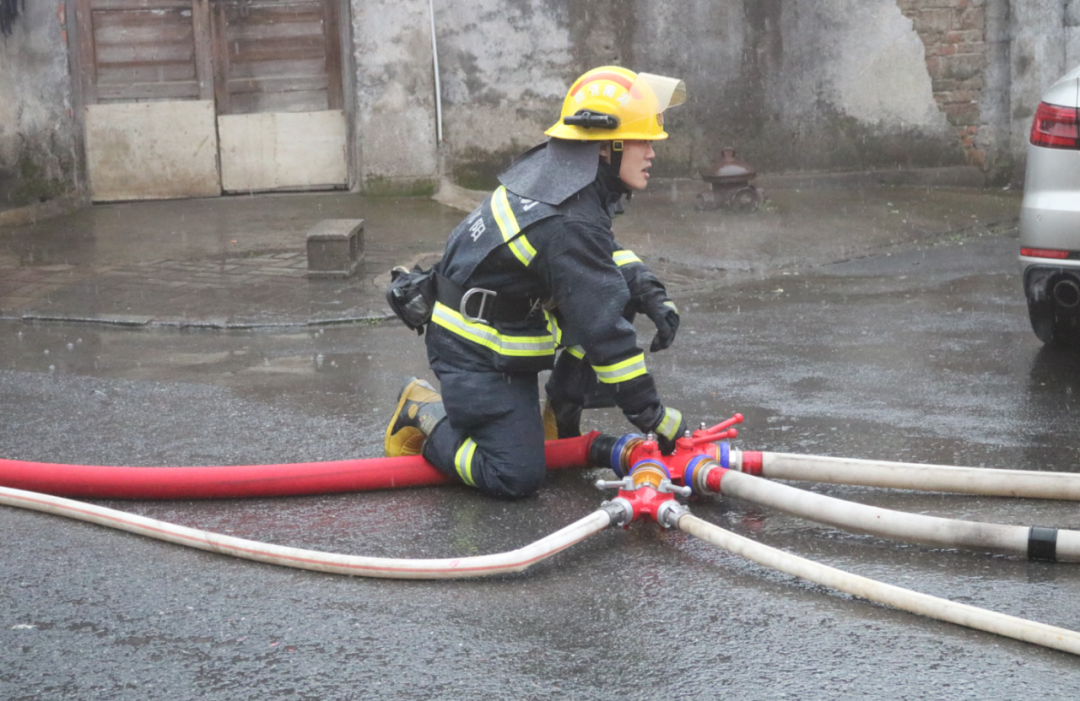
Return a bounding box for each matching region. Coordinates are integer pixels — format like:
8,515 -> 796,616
429,0 -> 443,144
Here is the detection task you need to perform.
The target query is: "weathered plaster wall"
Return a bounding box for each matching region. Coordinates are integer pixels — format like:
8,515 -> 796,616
435,0 -> 597,188
626,1 -> 745,177
981,0 -> 1014,183
727,0 -> 961,173
900,0 -> 993,170
1008,0 -> 1080,184
888,0 -> 1080,186
0,0 -> 79,208
1,0 -> 1068,198
354,0 -> 969,191
1070,0 -> 1080,66
1011,1 -> 1067,175
351,0 -> 441,193
350,0 -> 635,190
623,0 -> 962,175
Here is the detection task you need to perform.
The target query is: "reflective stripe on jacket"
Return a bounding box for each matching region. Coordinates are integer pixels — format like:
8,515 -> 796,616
426,167 -> 663,421
431,302 -> 560,358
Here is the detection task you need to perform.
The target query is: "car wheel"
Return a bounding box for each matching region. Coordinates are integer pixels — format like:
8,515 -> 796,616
1029,302 -> 1080,347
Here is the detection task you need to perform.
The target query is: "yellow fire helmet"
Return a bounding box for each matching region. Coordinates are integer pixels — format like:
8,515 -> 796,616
545,66 -> 687,141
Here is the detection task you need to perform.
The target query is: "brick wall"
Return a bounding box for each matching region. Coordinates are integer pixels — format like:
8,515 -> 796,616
897,0 -> 989,169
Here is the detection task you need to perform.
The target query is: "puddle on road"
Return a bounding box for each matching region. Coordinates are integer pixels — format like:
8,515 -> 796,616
0,193 -> 463,269
0,319 -> 432,417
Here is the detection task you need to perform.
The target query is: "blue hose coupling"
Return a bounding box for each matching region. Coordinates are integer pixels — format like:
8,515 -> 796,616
608,433 -> 644,477
684,455 -> 723,495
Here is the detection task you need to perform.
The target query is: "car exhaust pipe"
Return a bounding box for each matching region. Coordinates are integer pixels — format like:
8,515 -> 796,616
1053,277 -> 1080,308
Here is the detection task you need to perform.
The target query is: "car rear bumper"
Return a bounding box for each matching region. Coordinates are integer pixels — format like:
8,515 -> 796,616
1022,261 -> 1080,307
1020,145 -> 1080,249
1020,194 -> 1080,249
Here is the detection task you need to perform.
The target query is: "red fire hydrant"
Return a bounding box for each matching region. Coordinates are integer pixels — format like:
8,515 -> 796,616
695,147 -> 765,212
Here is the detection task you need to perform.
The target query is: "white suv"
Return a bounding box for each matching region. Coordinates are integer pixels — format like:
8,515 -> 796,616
1020,63 -> 1080,346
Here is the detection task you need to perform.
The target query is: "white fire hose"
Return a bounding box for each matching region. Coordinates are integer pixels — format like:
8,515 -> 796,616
743,450 -> 1080,500
715,469 -> 1080,561
676,512 -> 1080,657
7,477 -> 1080,656
0,485 -> 616,579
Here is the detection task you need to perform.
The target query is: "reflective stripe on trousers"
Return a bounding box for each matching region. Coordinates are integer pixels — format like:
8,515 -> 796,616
592,352 -> 647,383
454,438 -> 478,486
422,370 -> 548,500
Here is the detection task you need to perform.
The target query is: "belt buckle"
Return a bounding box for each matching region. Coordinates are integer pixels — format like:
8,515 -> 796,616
460,287 -> 497,324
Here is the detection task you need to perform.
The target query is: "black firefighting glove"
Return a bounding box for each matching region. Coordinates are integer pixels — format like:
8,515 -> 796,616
622,265 -> 680,352
643,298 -> 679,352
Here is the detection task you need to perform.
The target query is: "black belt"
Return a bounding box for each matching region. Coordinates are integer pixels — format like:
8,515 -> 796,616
436,273 -> 539,324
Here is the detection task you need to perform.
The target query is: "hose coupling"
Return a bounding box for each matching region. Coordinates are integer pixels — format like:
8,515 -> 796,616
684,457 -> 722,495
737,450 -> 764,477
589,433 -> 643,477
600,498 -> 634,527
656,500 -> 689,529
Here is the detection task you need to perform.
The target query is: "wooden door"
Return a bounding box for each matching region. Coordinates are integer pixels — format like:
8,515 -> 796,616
211,0 -> 347,192
75,0 -> 347,201
77,0 -> 219,200
210,0 -> 342,115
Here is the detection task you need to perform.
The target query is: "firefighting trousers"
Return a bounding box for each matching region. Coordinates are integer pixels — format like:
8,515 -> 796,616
421,370 -> 546,499
542,350 -> 619,438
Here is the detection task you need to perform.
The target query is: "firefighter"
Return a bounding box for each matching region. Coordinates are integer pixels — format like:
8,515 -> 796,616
385,66 -> 688,499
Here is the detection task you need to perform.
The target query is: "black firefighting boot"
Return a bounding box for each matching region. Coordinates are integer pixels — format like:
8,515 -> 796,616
384,377 -> 447,457
541,396 -> 583,441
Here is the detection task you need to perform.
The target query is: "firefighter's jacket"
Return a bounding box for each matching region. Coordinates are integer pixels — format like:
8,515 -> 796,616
427,165 -> 665,427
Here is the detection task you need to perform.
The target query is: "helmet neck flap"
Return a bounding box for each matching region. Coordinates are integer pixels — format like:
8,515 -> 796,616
497,138 -> 602,206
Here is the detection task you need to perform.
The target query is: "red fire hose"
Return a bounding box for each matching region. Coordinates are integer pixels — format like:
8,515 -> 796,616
0,432 -> 599,500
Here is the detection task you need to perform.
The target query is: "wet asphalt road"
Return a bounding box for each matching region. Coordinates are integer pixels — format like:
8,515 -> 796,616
4,228 -> 1080,699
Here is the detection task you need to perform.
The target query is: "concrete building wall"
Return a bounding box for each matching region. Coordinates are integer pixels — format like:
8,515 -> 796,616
0,0 -> 80,208
355,0 -> 971,191
2,0 -> 1078,199
350,0 -> 441,194
982,0 -> 1015,183
434,0 -> 592,188
1070,0 -> 1080,67
744,1 -> 960,173
1010,0 -> 1067,180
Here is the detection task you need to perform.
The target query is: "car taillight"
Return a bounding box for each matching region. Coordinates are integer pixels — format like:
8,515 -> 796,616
1021,247 -> 1070,259
1030,101 -> 1080,149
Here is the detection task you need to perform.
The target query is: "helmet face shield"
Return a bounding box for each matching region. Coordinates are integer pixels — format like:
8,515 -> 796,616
545,66 -> 687,141
617,72 -> 687,139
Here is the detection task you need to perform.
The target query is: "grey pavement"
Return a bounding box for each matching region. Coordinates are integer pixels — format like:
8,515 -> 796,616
0,167 -> 1023,329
